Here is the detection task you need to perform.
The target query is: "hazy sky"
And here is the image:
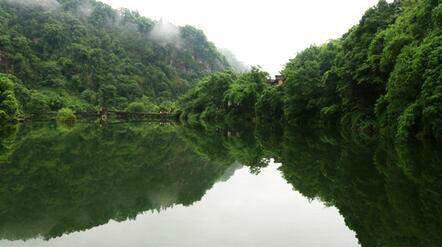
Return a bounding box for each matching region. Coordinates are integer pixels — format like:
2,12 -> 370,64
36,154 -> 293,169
100,0 -> 381,75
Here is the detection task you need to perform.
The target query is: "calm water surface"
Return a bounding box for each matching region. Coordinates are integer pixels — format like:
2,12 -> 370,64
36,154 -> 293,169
0,123 -> 440,247
2,163 -> 357,247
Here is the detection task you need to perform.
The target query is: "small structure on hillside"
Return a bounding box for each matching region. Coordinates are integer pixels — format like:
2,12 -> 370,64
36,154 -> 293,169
268,75 -> 284,86
100,107 -> 109,122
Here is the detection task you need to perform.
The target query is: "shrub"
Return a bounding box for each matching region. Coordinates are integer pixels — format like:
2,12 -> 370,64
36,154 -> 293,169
57,108 -> 76,123
26,91 -> 50,113
0,74 -> 20,122
126,102 -> 147,113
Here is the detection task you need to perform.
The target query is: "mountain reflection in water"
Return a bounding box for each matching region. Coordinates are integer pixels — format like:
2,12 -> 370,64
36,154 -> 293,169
0,123 -> 440,247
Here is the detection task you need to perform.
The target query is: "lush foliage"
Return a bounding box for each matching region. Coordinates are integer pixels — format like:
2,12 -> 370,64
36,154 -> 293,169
283,42 -> 340,126
178,71 -> 235,122
178,67 -> 269,122
255,86 -> 284,122
56,107 -> 76,123
178,0 -> 441,143
0,73 -> 19,122
0,0 -> 230,114
281,0 -> 441,141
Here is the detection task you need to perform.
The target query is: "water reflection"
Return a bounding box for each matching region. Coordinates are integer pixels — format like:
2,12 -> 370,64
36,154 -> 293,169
0,122 -> 441,246
0,123 -> 230,241
2,164 -> 357,247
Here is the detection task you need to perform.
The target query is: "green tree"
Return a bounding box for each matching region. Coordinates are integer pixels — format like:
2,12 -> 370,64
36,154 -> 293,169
224,67 -> 269,119
0,0 -> 231,114
282,42 -> 339,126
178,71 -> 235,121
126,102 -> 146,112
0,74 -> 19,122
26,91 -> 50,113
255,86 -> 284,123
56,107 -> 76,123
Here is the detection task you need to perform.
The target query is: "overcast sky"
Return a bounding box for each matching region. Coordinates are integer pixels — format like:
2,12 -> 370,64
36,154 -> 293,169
100,0 -> 381,75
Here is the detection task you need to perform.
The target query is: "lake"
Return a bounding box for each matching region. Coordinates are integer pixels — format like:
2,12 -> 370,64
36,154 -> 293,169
0,122 -> 440,247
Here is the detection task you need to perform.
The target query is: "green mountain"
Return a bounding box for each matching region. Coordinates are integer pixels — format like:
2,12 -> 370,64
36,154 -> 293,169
178,0 -> 441,143
0,0 -> 230,118
282,0 -> 441,142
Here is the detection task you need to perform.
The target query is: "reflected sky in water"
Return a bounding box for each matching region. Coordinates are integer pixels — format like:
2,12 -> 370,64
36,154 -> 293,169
2,163 -> 358,247
2,122 -> 440,247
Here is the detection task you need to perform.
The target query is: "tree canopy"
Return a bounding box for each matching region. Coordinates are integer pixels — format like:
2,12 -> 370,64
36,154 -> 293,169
178,0 -> 441,143
178,67 -> 269,123
0,0 -> 230,113
281,0 -> 441,142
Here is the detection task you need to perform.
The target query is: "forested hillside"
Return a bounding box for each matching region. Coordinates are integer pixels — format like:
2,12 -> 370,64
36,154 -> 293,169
178,68 -> 270,123
179,0 -> 441,142
282,0 -> 441,142
0,0 -> 230,120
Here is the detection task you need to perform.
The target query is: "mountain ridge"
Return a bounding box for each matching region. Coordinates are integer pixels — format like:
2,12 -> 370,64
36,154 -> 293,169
0,0 -> 232,117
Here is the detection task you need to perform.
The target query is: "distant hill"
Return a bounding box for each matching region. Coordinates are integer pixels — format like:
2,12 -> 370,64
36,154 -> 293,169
0,0 -> 230,114
219,48 -> 249,72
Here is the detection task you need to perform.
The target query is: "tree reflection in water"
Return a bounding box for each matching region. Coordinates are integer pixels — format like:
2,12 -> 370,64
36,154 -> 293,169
0,122 -> 440,246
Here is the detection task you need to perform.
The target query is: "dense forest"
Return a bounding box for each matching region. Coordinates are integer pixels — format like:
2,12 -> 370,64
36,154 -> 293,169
0,0 -> 440,245
0,0 -> 233,121
178,0 -> 441,143
1,0 -> 440,143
